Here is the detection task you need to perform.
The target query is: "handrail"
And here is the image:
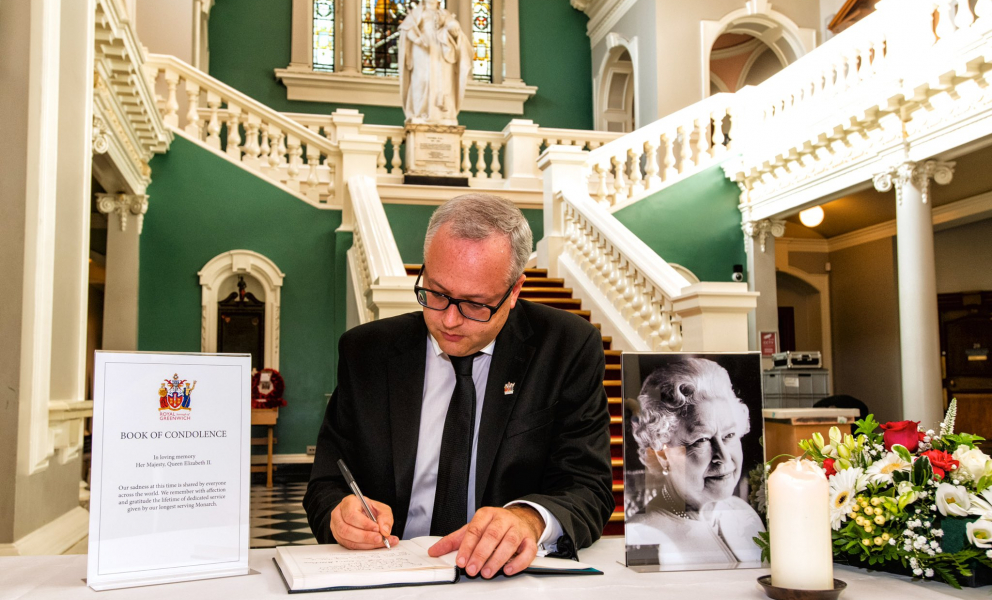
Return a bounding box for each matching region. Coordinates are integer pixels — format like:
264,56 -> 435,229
348,175 -> 407,283
145,54 -> 341,206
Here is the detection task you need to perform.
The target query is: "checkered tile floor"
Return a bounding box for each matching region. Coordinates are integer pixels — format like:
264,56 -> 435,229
250,482 -> 317,548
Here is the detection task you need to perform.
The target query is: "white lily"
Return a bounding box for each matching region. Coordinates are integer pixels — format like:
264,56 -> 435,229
936,482 -> 971,517
968,520 -> 992,549
970,489 -> 992,519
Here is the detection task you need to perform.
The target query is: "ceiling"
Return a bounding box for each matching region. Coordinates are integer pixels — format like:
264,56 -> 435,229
784,143 -> 992,239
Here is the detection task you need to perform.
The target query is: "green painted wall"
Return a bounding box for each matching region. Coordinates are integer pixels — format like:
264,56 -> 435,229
613,165 -> 746,282
208,0 -> 592,131
139,136 -> 344,454
383,203 -> 544,265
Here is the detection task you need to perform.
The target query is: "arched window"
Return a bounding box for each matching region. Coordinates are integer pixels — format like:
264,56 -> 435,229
471,1 -> 493,82
285,0 -> 532,112
313,0 -> 336,72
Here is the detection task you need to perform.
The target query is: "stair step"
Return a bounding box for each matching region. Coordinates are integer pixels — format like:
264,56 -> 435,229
605,364 -> 620,373
604,350 -> 622,365
517,287 -> 574,298
527,298 -> 584,310
522,277 -> 565,288
524,268 -> 547,277
609,509 -> 624,523
601,336 -> 612,350
608,397 -> 621,405
404,264 -> 422,276
566,309 -> 591,321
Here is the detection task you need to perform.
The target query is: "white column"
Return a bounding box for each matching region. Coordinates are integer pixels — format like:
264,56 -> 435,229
742,218 -> 784,370
456,0 -> 472,51
98,194 -> 148,352
672,283 -> 758,352
536,145 -> 588,277
873,160 -> 954,428
491,0 -> 503,84
289,0 -> 313,71
50,0 -> 95,406
340,0 -> 360,75
502,0 -> 521,83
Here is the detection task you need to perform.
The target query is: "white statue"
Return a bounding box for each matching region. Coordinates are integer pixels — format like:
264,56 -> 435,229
398,0 -> 472,125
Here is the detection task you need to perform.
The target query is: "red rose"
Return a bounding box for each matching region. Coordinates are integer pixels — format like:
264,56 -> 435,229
880,420 -> 921,452
920,449 -> 959,480
823,458 -> 837,478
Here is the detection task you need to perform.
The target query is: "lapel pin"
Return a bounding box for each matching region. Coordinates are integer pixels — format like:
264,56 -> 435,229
503,382 -> 515,395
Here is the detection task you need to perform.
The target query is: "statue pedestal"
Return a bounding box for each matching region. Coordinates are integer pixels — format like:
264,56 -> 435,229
404,123 -> 469,186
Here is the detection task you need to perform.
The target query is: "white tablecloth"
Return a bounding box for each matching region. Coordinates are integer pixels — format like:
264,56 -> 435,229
0,537 -> 985,599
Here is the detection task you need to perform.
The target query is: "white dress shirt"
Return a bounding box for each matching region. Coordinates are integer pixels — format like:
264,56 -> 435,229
402,333 -> 563,554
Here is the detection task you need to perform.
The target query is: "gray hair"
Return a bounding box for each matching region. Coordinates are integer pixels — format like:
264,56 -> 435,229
423,193 -> 533,285
630,358 -> 750,464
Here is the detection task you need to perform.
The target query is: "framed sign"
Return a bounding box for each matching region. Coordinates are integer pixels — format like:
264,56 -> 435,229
622,352 -> 766,572
760,332 -> 777,357
87,351 -> 251,590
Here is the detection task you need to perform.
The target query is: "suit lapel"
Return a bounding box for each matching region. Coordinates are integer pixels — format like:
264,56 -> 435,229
387,316 -> 428,529
475,306 -> 535,505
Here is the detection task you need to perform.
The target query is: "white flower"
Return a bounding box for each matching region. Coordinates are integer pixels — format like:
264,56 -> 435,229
968,520 -> 992,548
925,568 -> 934,578
953,446 -> 992,482
972,489 -> 992,519
936,483 -> 971,517
829,467 -> 866,530
986,549 -> 992,559
866,452 -> 911,485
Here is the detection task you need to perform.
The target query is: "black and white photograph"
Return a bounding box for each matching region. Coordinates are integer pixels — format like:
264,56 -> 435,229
623,353 -> 766,571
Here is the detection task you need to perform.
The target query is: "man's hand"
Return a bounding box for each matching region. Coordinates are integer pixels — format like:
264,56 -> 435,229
427,505 -> 543,578
330,495 -> 399,549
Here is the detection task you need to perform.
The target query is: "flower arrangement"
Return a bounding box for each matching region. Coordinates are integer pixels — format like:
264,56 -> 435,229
756,399 -> 992,588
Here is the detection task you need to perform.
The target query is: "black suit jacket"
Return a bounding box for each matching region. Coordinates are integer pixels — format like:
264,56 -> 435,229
303,299 -> 614,555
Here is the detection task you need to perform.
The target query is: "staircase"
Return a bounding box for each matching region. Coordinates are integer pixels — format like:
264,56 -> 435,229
406,265 -> 625,536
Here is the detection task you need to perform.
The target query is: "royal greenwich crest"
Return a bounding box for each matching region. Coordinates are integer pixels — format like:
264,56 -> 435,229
159,373 -> 197,412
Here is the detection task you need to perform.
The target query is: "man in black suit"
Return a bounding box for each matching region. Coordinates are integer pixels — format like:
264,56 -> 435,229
304,193 -> 613,578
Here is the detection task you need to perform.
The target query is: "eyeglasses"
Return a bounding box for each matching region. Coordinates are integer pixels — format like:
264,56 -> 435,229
414,265 -> 515,323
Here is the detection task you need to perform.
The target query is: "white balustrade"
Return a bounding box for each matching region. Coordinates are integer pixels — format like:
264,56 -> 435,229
585,94 -> 735,210
146,54 -> 340,206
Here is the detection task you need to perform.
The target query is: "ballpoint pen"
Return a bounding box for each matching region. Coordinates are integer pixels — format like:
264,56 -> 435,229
337,459 -> 391,549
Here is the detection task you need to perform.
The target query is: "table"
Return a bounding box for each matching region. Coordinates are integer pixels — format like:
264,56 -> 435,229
763,408 -> 859,469
250,408 -> 278,488
0,538 -> 985,599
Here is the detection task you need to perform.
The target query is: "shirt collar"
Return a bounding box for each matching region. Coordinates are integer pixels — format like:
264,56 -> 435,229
428,333 -> 496,358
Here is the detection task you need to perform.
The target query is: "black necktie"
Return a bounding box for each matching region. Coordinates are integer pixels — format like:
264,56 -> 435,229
430,353 -> 478,536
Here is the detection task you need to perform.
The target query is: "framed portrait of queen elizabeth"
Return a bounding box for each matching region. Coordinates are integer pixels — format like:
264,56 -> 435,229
622,352 -> 766,571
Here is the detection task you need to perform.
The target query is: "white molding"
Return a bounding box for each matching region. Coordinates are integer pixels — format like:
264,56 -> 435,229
736,44 -> 775,91
776,236 -> 829,253
709,72 -> 731,94
710,37 -> 765,61
250,453 -> 314,465
375,182 -> 543,209
595,33 -> 639,131
582,0 -> 639,48
198,250 -> 285,369
274,69 -> 538,115
0,507 -> 89,556
558,252 -> 646,352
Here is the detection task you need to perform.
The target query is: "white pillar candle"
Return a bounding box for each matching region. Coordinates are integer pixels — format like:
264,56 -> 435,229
768,459 -> 833,590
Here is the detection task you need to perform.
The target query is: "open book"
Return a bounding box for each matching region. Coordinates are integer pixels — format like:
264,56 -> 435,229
274,536 -> 601,593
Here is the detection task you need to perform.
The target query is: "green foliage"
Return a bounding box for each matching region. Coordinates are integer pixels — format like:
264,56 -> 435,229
935,433 -> 986,453
754,531 -> 770,564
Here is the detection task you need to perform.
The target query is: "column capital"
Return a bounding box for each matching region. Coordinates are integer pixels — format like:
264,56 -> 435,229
873,160 -> 955,205
96,193 -> 149,234
741,218 -> 785,253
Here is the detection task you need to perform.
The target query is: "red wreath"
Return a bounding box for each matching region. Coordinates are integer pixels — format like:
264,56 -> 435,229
251,368 -> 287,409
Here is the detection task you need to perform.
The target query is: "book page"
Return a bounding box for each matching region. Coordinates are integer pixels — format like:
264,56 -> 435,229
406,536 -> 595,572
285,542 -> 449,575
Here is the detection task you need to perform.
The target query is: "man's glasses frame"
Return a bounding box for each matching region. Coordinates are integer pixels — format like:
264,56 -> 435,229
413,265 -> 515,323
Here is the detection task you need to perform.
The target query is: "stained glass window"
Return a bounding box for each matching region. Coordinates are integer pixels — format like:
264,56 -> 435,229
313,0 -> 336,72
471,1 -> 492,82
361,1 -> 447,77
